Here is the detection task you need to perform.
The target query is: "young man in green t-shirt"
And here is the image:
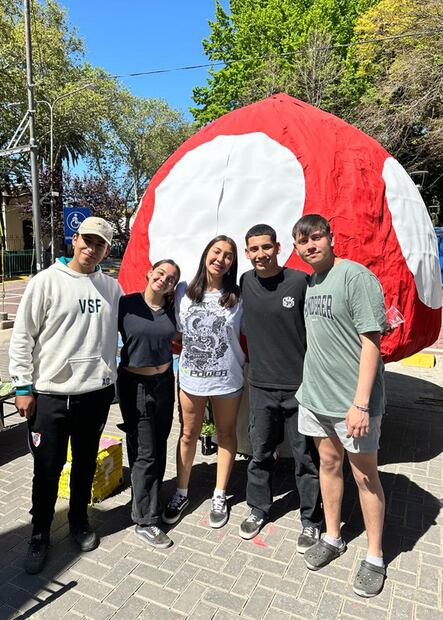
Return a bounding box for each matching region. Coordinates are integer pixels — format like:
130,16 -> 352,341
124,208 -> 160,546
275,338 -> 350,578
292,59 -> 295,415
292,214 -> 387,598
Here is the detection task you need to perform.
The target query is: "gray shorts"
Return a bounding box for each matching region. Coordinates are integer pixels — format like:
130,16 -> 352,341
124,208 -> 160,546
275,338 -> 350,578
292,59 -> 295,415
298,405 -> 381,454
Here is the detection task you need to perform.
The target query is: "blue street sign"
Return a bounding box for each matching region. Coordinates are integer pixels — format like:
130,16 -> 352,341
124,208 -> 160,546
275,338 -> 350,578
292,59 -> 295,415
63,207 -> 90,244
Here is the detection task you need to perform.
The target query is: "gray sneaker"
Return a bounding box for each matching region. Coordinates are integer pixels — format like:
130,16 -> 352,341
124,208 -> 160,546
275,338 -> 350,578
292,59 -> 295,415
239,513 -> 266,539
135,525 -> 172,549
297,526 -> 320,554
209,495 -> 228,528
162,492 -> 190,524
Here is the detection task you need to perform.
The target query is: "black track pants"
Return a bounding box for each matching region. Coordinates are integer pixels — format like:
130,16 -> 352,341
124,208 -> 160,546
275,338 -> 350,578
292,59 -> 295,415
247,384 -> 322,527
28,385 -> 114,533
117,367 -> 174,526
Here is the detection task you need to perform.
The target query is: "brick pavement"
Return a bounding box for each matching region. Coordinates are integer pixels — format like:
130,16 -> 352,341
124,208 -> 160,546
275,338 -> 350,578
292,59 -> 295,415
0,335 -> 441,617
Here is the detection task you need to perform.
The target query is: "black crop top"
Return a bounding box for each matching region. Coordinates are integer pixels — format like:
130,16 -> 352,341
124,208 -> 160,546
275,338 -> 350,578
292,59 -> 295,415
118,293 -> 176,368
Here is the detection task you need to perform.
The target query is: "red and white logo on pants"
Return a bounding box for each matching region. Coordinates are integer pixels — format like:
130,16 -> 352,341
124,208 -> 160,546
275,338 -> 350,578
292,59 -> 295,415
31,432 -> 41,447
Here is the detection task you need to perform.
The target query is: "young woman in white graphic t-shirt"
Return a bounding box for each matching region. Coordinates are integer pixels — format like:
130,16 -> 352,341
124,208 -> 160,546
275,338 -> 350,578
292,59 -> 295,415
162,235 -> 244,530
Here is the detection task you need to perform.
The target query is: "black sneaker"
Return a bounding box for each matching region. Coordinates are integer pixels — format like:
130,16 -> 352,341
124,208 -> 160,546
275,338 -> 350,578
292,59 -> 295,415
209,495 -> 228,528
162,493 -> 190,525
24,533 -> 50,574
135,525 -> 172,549
239,513 -> 266,540
70,522 -> 99,552
297,525 -> 320,554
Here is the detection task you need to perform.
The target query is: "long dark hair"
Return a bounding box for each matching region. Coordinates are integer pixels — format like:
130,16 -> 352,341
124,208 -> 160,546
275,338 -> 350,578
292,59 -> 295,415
186,235 -> 240,309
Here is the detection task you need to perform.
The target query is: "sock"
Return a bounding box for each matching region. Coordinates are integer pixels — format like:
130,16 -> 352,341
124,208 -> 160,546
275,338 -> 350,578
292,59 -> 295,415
176,487 -> 188,498
213,488 -> 226,499
366,554 -> 384,567
324,534 -> 343,548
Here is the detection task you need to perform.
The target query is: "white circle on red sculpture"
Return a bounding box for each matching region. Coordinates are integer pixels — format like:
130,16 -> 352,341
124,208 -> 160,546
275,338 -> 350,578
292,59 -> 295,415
383,157 -> 441,309
148,132 -> 305,281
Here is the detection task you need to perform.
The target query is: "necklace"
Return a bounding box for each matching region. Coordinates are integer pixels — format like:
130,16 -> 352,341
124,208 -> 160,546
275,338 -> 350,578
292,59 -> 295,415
143,293 -> 164,311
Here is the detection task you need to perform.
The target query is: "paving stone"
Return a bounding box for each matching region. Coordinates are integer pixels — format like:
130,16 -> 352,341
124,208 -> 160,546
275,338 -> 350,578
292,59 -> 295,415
389,597 -> 415,620
202,588 -> 245,614
230,567 -> 259,597
195,568 -> 236,591
104,574 -> 143,608
189,552 -> 224,572
138,600 -> 186,619
71,595 -> 115,619
315,592 -> 343,619
241,586 -> 273,619
137,581 -> 178,607
107,594 -> 147,619
222,552 -> 252,577
393,584 -> 439,608
247,555 -> 286,577
183,601 -> 217,619
263,609 -> 292,620
415,604 -> 443,620
298,572 -> 326,605
132,562 -> 172,585
387,567 -> 418,587
172,581 -> 206,614
70,557 -> 108,580
272,592 -> 316,618
213,610 -> 240,620
101,557 -> 139,586
72,576 -> 114,602
166,563 -> 200,593
418,564 -> 441,592
259,574 -> 302,597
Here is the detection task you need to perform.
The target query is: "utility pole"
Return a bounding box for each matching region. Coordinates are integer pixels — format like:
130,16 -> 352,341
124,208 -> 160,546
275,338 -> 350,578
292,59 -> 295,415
24,0 -> 42,272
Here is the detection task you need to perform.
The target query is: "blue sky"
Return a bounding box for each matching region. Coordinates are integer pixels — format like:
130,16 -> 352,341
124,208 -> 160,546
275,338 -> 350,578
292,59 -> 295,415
59,1 -> 227,120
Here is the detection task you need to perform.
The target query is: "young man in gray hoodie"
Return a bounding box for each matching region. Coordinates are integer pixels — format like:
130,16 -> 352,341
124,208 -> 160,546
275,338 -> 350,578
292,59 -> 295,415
9,217 -> 122,574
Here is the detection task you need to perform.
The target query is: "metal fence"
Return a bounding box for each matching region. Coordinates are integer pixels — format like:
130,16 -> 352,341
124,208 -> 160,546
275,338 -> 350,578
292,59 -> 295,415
1,250 -> 35,277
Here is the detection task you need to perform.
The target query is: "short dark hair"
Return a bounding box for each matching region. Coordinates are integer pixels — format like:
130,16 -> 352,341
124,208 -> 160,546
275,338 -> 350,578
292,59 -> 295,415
186,235 -> 240,309
245,224 -> 277,244
292,214 -> 331,239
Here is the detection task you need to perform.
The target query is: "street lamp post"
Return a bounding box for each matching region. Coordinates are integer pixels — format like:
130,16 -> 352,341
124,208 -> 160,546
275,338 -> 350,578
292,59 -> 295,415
37,82 -> 94,264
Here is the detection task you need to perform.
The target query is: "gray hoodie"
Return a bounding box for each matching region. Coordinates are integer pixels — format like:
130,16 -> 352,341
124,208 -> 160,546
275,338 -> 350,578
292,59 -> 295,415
9,259 -> 122,395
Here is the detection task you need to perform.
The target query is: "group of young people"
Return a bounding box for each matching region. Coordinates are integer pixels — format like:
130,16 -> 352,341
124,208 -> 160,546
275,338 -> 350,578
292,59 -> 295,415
9,213 -> 387,598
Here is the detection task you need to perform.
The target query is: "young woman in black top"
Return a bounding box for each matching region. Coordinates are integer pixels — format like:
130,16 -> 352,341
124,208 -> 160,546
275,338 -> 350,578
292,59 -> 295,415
118,259 -> 180,549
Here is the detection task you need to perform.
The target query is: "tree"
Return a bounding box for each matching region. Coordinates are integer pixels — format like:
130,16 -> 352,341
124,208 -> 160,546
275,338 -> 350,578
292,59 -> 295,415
190,0 -> 377,125
351,0 -> 443,202
88,92 -> 193,239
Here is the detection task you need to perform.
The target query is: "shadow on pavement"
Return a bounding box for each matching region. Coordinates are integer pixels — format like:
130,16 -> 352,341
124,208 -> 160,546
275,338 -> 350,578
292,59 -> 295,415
0,422 -> 29,466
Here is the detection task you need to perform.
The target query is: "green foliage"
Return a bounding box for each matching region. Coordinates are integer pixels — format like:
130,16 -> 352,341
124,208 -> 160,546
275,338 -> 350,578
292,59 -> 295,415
201,419 -> 216,436
191,0 -> 443,203
190,0 -> 378,124
0,0 -> 194,242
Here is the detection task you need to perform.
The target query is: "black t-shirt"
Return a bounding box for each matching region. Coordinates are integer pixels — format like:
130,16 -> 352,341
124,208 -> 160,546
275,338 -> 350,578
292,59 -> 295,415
240,267 -> 307,390
118,293 -> 176,368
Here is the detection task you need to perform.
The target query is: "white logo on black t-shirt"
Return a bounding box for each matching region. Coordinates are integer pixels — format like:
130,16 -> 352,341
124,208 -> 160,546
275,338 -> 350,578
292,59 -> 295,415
282,296 -> 295,308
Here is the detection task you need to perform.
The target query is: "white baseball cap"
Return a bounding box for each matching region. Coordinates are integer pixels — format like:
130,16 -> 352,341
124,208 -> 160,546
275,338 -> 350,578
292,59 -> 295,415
78,217 -> 113,245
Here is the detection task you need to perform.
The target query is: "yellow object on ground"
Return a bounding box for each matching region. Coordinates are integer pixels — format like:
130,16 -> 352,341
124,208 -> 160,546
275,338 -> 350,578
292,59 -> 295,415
58,434 -> 123,503
400,353 -> 436,368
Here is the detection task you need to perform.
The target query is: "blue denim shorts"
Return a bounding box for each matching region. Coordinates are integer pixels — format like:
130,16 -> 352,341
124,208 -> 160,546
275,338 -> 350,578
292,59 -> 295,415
211,387 -> 243,400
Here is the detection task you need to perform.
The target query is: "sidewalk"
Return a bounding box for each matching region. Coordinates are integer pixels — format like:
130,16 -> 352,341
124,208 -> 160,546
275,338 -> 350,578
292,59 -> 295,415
0,337 -> 441,618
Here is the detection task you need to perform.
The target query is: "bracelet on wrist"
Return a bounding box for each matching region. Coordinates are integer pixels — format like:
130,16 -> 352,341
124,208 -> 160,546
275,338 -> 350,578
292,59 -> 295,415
352,403 -> 369,413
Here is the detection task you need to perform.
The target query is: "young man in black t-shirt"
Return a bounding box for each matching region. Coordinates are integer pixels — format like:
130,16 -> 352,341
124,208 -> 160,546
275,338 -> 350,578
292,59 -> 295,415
239,224 -> 322,551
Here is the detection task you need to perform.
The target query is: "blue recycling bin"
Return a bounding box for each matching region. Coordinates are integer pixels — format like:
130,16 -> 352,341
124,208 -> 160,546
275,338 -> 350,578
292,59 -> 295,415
435,227 -> 443,282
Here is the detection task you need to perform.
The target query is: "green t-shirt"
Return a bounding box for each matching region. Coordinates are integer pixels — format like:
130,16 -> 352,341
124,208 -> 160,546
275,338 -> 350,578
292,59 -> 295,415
296,259 -> 386,418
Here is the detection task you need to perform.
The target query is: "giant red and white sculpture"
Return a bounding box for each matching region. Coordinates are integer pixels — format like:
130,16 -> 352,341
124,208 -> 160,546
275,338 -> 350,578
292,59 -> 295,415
119,93 -> 442,362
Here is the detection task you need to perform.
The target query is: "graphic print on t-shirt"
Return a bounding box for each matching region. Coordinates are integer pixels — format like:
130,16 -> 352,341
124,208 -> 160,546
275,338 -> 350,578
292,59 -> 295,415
181,300 -> 231,378
304,294 -> 334,320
